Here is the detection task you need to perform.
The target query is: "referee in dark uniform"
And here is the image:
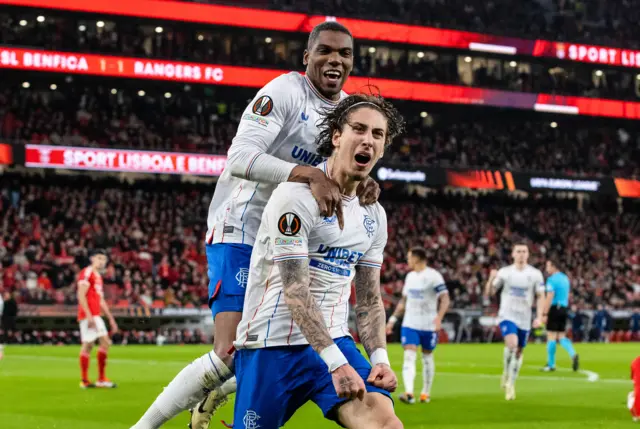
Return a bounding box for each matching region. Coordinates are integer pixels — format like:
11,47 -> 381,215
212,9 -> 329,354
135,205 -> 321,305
540,259 -> 579,372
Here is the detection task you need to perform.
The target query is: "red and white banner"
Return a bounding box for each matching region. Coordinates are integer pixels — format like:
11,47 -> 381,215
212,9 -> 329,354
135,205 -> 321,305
25,145 -> 227,176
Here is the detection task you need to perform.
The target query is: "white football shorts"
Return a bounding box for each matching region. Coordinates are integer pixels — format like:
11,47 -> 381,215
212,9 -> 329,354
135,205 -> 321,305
79,316 -> 109,343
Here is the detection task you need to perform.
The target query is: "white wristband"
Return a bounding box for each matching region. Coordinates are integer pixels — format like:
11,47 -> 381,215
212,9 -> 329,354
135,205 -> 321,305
388,315 -> 398,325
370,348 -> 390,367
320,344 -> 349,373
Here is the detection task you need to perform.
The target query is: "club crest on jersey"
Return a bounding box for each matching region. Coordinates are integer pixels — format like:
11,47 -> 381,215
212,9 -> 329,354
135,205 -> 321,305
363,215 -> 376,238
278,212 -> 301,236
252,95 -> 273,116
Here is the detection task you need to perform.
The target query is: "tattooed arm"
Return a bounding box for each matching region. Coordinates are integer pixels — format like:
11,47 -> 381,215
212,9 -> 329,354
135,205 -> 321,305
354,265 -> 387,357
355,265 -> 398,392
279,259 -> 333,354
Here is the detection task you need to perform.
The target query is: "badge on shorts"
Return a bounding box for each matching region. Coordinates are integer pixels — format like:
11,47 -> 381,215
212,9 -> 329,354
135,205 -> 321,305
278,212 -> 301,236
252,95 -> 273,116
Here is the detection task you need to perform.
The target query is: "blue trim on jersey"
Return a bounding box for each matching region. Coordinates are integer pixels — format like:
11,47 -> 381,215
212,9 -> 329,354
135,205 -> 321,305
357,261 -> 382,269
309,259 -> 351,276
273,254 -> 308,262
246,153 -> 263,179
434,284 -> 447,293
240,183 -> 259,244
264,291 -> 283,347
319,290 -> 328,306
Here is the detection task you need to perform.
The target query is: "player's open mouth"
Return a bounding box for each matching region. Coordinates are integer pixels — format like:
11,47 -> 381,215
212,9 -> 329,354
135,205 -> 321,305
354,152 -> 372,167
324,70 -> 342,82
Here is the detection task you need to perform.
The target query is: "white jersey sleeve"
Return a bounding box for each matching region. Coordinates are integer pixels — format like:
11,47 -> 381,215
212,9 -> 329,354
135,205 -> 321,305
534,269 -> 545,295
356,204 -> 387,269
265,184 -> 320,263
493,268 -> 507,288
432,271 -> 448,296
226,74 -> 300,184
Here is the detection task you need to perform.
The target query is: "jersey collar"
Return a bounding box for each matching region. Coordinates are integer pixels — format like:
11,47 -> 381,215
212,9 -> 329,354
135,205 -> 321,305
304,75 -> 342,106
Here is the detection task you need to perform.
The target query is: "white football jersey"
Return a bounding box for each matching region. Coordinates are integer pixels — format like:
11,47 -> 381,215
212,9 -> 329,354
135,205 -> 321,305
206,72 -> 346,246
235,170 -> 388,349
401,267 -> 448,332
494,264 -> 545,330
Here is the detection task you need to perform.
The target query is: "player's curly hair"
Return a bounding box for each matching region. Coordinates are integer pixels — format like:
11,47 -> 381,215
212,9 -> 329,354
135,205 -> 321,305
315,94 -> 405,158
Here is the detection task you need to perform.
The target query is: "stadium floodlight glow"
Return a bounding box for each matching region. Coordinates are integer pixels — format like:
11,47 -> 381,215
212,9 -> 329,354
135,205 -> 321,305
264,37 -> 272,43
155,26 -> 163,33
22,81 -> 30,88
164,92 -> 171,98
550,121 -> 558,128
19,19 -> 27,26
197,34 -> 204,41
78,24 -> 86,31
96,21 -> 105,28
595,70 -> 603,77
110,88 -> 117,94
469,42 -> 517,55
368,47 -> 376,54
50,83 -> 57,90
137,90 -> 145,96
36,15 -> 45,22
464,56 -> 472,63
420,111 -> 428,118
417,52 -> 425,59
509,61 -> 517,67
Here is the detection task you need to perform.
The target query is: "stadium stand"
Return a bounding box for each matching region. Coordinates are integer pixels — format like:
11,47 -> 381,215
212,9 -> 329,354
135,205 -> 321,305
1,83 -> 639,177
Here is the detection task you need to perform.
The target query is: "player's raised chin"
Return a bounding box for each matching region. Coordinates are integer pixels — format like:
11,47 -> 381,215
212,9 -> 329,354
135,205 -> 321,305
330,106 -> 387,182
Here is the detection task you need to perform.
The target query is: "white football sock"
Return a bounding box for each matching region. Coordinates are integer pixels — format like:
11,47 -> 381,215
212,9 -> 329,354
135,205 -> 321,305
132,350 -> 233,429
503,347 -> 513,376
402,349 -> 417,395
421,353 -> 435,396
220,377 -> 237,396
508,354 -> 523,385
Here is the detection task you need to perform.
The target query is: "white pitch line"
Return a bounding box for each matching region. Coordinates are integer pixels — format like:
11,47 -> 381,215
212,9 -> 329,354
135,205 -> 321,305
439,371 -> 624,384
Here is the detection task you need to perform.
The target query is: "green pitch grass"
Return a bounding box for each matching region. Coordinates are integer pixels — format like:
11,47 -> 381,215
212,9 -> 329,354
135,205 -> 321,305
0,342 -> 636,429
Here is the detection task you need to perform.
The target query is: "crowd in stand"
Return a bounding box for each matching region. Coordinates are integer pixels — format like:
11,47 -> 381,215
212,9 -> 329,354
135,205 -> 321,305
0,327 -> 208,345
4,12 -> 640,101
2,84 -> 639,178
1,175 -> 638,314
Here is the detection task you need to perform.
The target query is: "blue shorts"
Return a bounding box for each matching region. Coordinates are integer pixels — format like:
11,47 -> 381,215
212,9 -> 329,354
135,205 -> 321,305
234,336 -> 393,428
206,243 -> 252,318
400,327 -> 438,351
499,320 -> 529,348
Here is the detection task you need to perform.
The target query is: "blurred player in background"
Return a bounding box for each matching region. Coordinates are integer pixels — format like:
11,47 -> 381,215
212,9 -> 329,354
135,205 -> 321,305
538,258 -> 579,372
0,291 -> 17,361
484,243 -> 545,401
630,356 -> 640,422
385,247 -> 450,404
233,94 -> 404,429
132,21 -> 382,429
77,249 -> 118,389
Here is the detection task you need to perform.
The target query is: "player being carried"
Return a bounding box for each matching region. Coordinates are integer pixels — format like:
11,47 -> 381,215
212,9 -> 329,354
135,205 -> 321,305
233,93 -> 405,429
483,243 -> 545,401
77,249 -> 118,389
132,21 -> 381,429
385,247 -> 450,404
